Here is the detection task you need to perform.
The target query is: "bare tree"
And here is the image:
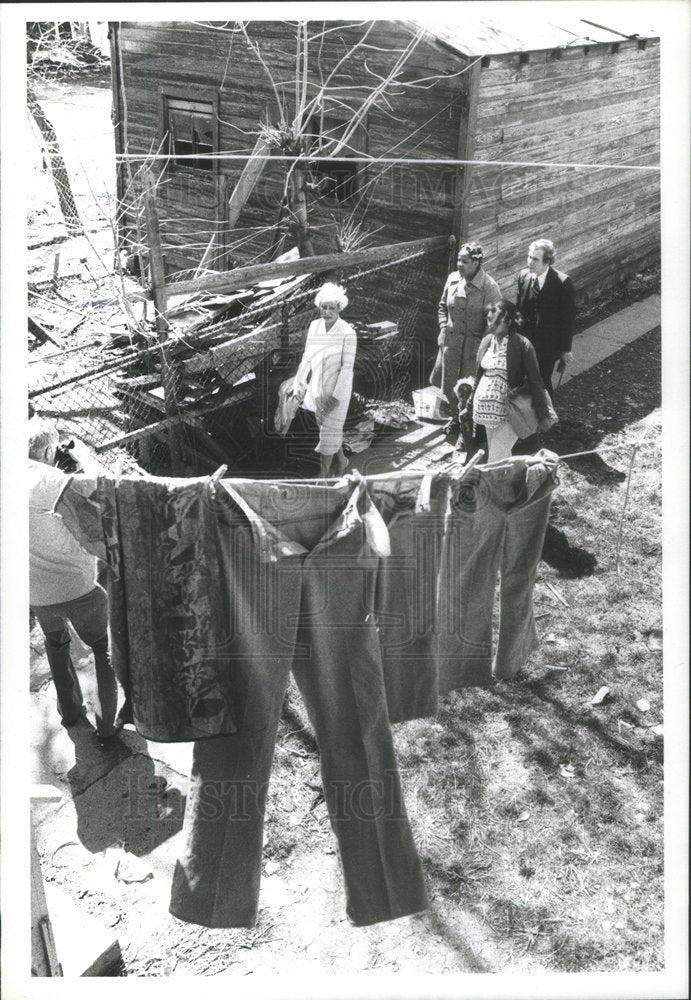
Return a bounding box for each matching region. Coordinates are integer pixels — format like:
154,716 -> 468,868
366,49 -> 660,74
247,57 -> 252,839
218,21 -> 472,259
27,22 -> 87,239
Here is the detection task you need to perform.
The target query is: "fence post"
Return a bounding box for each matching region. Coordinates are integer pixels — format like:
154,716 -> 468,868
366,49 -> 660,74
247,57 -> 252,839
142,168 -> 183,475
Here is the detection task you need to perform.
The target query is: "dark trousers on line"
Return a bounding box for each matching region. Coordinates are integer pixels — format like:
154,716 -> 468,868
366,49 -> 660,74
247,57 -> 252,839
32,585 -> 119,735
169,481 -> 429,929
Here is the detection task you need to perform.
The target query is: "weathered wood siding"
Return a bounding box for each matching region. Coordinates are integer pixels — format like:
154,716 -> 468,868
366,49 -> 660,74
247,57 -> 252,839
112,20 -> 465,349
112,21 -> 660,361
465,40 -> 660,303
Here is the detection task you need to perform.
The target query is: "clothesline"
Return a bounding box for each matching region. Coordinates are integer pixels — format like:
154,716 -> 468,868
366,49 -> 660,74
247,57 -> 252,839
221,449 -> 487,487
106,446 -> 610,485
480,447 -> 602,470
114,151 -> 660,172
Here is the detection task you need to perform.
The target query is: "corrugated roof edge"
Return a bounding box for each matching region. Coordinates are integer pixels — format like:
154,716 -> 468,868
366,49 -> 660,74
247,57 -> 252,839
402,17 -> 660,58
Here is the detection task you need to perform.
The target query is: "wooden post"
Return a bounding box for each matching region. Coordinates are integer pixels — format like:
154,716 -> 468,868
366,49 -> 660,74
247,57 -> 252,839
452,59 -> 482,245
142,169 -> 183,474
27,84 -> 84,236
31,830 -> 62,976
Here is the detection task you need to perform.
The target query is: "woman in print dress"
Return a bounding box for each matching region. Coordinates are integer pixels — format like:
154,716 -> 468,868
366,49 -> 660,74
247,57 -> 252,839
292,282 -> 357,478
471,299 -> 553,463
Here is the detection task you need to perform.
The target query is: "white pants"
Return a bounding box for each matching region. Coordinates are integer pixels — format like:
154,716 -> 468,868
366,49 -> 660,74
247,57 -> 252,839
484,421 -> 518,463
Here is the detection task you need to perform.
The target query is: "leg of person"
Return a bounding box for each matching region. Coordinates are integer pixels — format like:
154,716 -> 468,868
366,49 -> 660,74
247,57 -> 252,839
332,447 -> 349,477
440,338 -> 462,414
31,604 -> 84,725
428,347 -> 443,388
316,409 -> 346,479
318,452 -> 334,478
485,421 -> 519,463
537,355 -> 556,398
63,585 -> 119,737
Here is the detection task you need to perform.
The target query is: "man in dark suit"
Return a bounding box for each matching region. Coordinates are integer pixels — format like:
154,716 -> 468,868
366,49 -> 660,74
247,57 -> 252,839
516,239 -> 576,396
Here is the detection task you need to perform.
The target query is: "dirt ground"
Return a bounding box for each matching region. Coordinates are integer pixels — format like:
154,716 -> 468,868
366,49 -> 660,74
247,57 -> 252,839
27,67 -> 667,982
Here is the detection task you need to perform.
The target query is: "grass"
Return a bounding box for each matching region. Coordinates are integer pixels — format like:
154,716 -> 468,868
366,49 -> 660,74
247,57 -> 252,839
389,399 -> 663,972
37,401 -> 662,975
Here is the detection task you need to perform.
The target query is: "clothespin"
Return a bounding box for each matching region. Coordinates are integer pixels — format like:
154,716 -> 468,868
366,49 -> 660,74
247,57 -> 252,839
455,449 -> 485,480
113,454 -> 125,486
210,464 -> 228,484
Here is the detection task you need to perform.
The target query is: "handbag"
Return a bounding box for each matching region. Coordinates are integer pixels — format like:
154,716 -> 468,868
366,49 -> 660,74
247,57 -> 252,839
273,377 -> 300,436
506,383 -> 558,438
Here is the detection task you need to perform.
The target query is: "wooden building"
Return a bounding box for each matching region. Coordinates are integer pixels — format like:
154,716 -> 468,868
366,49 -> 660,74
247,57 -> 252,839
110,16 -> 660,340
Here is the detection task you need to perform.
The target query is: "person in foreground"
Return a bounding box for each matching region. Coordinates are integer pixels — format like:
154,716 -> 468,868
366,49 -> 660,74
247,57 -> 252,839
29,419 -> 122,740
291,282 -> 357,478
470,300 -> 554,463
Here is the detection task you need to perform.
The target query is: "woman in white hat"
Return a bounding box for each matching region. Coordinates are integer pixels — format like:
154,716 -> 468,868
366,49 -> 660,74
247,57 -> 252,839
292,282 -> 357,478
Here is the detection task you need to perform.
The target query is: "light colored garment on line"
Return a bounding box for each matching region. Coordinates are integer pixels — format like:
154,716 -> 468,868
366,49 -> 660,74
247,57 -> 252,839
293,316 -> 357,455
274,377 -> 299,435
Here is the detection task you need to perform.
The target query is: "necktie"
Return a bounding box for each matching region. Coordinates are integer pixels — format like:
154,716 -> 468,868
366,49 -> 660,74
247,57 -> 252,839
525,275 -> 539,309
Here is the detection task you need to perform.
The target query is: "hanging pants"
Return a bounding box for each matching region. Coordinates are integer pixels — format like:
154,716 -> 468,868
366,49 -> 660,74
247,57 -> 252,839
436,460 -> 557,690
169,477 -> 428,928
371,475 -> 445,723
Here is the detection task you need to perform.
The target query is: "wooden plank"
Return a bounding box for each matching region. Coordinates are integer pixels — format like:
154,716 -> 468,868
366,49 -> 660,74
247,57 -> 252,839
44,885 -> 121,977
31,833 -> 62,977
143,168 -> 183,473
29,315 -> 64,348
127,235 -> 447,301
95,388 -> 256,452
225,135 -> 272,232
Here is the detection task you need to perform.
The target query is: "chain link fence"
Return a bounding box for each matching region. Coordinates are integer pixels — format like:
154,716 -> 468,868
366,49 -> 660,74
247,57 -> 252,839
30,243 -> 439,477
27,63 -> 444,478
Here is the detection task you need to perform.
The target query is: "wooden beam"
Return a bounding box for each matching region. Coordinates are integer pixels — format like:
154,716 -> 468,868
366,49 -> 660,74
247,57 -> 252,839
226,135 -> 272,232
128,235 -> 448,303
95,388 -> 255,453
143,168 -> 183,474
29,315 -> 64,348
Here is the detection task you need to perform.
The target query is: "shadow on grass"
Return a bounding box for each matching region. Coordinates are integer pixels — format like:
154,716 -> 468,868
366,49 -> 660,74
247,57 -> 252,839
542,327 -> 661,488
424,901 -> 494,973
469,893 -> 611,972
492,678 -> 662,770
411,677 -> 663,971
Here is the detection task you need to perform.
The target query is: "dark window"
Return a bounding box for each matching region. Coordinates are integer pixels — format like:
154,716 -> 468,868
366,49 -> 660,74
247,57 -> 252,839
305,115 -> 359,204
166,98 -> 215,171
